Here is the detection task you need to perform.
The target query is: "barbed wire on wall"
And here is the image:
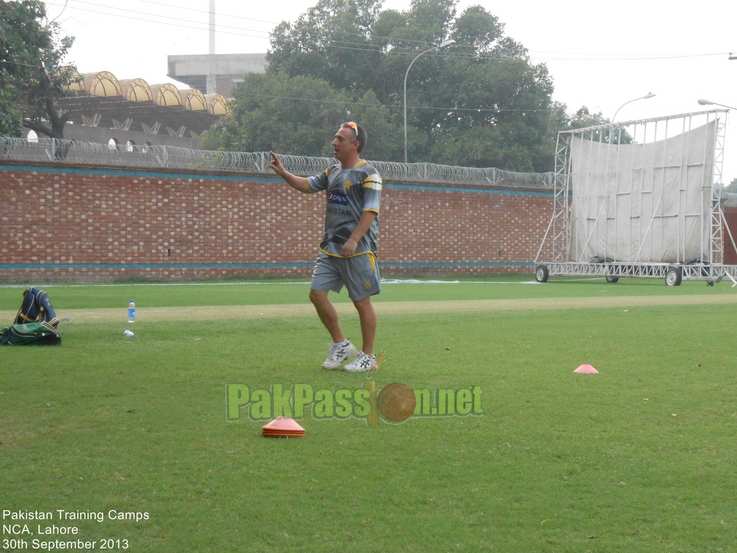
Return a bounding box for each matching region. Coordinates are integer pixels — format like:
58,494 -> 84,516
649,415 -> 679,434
0,137 -> 554,189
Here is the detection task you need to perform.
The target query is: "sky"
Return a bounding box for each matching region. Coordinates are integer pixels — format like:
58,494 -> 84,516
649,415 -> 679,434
43,0 -> 737,182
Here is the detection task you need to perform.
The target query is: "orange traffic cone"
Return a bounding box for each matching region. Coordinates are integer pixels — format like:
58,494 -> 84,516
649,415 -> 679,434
574,364 -> 599,374
262,417 -> 305,438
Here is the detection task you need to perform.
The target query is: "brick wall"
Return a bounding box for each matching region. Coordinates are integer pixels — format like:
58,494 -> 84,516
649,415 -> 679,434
0,161 -> 553,283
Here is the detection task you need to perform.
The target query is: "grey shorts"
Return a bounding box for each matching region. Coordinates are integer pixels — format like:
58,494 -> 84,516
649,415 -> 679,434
310,251 -> 382,301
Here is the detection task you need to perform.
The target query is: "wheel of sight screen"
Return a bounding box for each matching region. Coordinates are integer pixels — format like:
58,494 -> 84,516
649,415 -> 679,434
665,266 -> 682,287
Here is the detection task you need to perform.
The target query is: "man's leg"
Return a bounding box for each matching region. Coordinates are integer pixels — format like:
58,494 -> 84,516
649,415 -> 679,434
309,288 -> 345,343
311,288 -> 358,370
352,296 -> 377,356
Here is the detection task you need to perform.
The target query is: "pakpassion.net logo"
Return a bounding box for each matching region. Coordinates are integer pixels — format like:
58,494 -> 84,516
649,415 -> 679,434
226,382 -> 483,426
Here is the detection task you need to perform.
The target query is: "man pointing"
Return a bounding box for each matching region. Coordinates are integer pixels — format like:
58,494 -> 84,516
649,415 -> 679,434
269,122 -> 382,372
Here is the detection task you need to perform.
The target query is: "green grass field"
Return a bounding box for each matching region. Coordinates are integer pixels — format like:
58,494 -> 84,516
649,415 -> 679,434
2,276 -> 736,552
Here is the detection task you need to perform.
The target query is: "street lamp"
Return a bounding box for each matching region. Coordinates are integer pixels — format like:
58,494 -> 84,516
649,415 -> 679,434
698,98 -> 737,110
403,38 -> 455,163
612,92 -> 656,122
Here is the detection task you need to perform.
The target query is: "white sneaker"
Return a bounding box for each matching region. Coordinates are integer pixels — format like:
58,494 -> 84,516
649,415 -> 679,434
344,351 -> 377,372
322,340 -> 358,369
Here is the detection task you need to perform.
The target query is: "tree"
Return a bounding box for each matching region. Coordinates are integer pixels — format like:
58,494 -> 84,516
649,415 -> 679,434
267,0 -> 383,94
201,72 -> 401,161
566,106 -> 608,129
0,0 -> 77,138
262,0 -> 561,171
563,106 -> 632,145
212,0 -> 595,173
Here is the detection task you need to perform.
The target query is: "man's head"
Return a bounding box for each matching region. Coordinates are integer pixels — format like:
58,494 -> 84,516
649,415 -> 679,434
332,122 -> 366,167
342,122 -> 366,153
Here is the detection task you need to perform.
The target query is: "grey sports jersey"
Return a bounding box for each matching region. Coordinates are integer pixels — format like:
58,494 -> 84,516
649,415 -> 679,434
307,160 -> 382,257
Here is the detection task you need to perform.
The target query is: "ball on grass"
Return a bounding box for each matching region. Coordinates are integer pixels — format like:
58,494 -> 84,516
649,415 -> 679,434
377,383 -> 416,423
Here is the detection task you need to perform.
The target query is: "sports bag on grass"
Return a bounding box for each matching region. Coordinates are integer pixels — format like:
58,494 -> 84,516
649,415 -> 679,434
0,321 -> 62,346
15,287 -> 59,327
0,287 -> 62,346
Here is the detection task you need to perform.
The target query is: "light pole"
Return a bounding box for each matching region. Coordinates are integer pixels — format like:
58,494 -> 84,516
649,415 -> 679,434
698,98 -> 737,110
403,38 -> 455,163
612,92 -> 656,122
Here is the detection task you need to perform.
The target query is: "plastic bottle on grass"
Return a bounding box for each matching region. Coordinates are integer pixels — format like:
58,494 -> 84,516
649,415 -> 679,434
128,299 -> 136,323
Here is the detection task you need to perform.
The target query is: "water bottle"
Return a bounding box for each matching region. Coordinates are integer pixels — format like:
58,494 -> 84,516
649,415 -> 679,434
128,299 -> 136,323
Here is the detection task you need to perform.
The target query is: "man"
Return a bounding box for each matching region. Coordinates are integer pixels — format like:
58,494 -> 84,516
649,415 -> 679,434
269,122 -> 382,372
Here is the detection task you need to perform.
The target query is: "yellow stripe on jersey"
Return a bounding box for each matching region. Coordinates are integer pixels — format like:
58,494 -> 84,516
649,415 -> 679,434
362,174 -> 382,190
318,248 -> 377,261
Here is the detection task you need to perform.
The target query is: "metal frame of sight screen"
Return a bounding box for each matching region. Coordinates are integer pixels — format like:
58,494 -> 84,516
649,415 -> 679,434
535,109 -> 737,285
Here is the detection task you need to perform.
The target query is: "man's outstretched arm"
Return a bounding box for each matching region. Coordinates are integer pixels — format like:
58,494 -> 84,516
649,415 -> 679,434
269,151 -> 310,193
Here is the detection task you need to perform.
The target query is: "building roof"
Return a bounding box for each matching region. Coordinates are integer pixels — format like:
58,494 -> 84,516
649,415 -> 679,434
58,71 -> 230,139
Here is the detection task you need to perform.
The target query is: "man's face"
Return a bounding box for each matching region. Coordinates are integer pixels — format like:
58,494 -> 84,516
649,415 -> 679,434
332,126 -> 358,162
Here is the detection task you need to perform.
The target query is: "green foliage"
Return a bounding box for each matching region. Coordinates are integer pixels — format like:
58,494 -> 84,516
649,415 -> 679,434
452,5 -> 504,55
207,0 -> 586,172
202,72 -> 401,161
0,0 -> 77,138
203,73 -> 397,159
0,85 -> 23,137
268,0 -> 383,93
205,72 -> 350,156
564,106 -> 632,145
568,106 -> 609,129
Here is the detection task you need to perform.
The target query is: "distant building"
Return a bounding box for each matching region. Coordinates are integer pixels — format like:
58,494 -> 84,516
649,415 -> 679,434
167,53 -> 268,96
25,54 -> 268,149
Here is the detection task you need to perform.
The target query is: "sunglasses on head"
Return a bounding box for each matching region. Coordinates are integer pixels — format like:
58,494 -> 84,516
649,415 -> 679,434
345,122 -> 359,141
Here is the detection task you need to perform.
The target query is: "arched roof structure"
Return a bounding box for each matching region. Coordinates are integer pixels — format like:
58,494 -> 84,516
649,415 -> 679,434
151,83 -> 183,107
58,71 -> 231,141
82,71 -> 122,97
120,78 -> 153,103
182,88 -> 207,111
205,93 -> 230,115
